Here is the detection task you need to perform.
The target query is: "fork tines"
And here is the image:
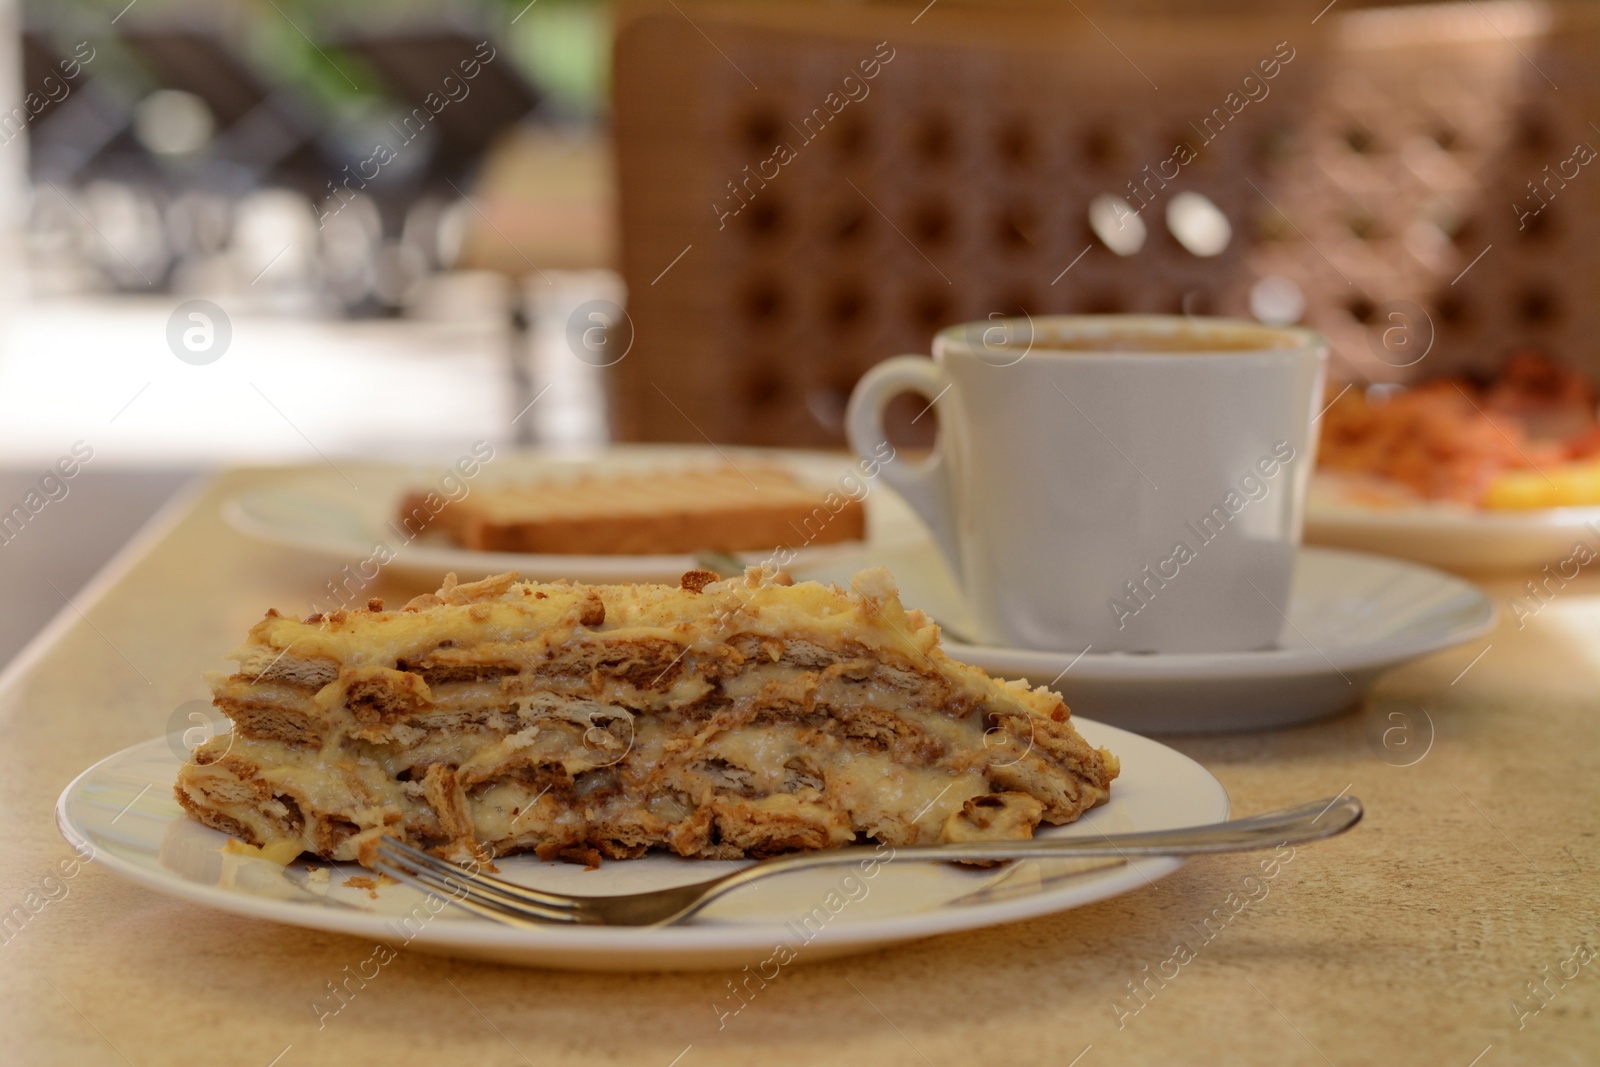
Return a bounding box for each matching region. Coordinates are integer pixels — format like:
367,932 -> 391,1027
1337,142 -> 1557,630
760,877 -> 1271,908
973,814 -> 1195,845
369,837 -> 588,926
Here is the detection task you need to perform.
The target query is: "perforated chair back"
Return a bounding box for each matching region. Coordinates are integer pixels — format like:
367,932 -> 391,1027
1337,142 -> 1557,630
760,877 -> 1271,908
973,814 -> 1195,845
610,0 -> 1600,445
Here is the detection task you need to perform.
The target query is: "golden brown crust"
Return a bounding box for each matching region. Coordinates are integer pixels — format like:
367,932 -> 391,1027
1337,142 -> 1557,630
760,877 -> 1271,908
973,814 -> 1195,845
422,764 -> 486,861
173,784 -> 255,843
680,569 -> 720,593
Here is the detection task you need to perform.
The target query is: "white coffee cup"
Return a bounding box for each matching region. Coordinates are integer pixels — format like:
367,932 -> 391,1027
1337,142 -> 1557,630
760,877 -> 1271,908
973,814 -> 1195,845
845,315 -> 1326,654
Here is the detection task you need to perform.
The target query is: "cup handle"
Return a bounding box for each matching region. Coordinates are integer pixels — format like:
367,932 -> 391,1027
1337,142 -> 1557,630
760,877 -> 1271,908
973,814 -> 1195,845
845,356 -> 963,583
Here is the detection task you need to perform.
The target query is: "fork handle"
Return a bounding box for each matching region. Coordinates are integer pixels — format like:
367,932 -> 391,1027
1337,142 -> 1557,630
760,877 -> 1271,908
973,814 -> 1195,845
729,794 -> 1361,881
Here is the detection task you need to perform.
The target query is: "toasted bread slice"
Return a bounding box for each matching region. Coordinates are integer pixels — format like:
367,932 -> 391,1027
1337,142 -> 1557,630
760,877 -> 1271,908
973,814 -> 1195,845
401,465 -> 866,555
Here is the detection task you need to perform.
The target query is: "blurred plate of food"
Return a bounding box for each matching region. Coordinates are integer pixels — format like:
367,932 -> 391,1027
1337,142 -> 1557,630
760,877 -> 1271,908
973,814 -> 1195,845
223,445 -> 916,583
1307,352 -> 1600,570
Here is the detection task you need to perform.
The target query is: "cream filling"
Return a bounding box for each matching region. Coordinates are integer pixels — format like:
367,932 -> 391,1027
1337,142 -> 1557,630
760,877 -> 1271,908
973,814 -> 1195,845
180,696 -> 1000,860
826,754 -> 988,837
221,837 -> 305,866
701,724 -> 989,836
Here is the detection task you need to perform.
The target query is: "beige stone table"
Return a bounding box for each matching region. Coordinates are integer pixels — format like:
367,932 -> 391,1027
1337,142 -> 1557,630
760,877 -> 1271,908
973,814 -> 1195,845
2,468 -> 1596,1067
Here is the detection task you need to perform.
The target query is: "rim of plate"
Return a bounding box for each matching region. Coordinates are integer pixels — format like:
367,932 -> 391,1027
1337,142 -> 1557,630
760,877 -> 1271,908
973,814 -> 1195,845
947,546 -> 1496,681
1307,503 -> 1600,531
1307,474 -> 1600,530
55,720 -> 1224,957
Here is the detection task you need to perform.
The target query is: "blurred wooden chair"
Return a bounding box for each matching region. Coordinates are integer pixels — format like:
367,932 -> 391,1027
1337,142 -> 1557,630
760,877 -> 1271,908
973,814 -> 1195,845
608,0 -> 1600,446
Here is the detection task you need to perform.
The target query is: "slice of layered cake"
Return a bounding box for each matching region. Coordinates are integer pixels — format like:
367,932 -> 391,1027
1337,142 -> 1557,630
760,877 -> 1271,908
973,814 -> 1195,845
175,567 -> 1118,868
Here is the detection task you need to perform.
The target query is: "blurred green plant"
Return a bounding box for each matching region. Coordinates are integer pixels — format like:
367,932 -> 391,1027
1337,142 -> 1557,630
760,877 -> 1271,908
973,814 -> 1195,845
507,0 -> 611,115
28,0 -> 611,117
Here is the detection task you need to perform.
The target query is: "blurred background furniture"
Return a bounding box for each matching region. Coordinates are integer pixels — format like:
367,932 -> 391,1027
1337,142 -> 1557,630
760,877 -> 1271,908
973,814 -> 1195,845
609,0 -> 1600,446
18,0 -> 587,315
5,0 -> 1600,667
0,0 -> 615,669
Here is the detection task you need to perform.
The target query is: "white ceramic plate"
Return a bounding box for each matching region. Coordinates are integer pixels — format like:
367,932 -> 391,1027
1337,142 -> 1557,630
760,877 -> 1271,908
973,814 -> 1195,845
1304,471 -> 1600,571
222,446 -> 925,584
57,720 -> 1224,972
933,548 -> 1496,733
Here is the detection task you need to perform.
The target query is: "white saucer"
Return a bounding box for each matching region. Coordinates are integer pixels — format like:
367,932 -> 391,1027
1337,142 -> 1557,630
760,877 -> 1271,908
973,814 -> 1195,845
1305,471 -> 1600,571
805,544 -> 1496,733
56,720 -> 1224,972
223,445 -> 926,584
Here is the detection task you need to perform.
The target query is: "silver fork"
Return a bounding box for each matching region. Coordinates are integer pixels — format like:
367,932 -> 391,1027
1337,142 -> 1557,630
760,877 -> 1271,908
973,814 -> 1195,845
367,795 -> 1361,928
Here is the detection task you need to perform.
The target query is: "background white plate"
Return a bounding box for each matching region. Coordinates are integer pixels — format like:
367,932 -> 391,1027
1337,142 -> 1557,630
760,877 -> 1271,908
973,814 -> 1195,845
57,720 -> 1226,972
224,446 -> 924,584
1305,471 -> 1600,571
